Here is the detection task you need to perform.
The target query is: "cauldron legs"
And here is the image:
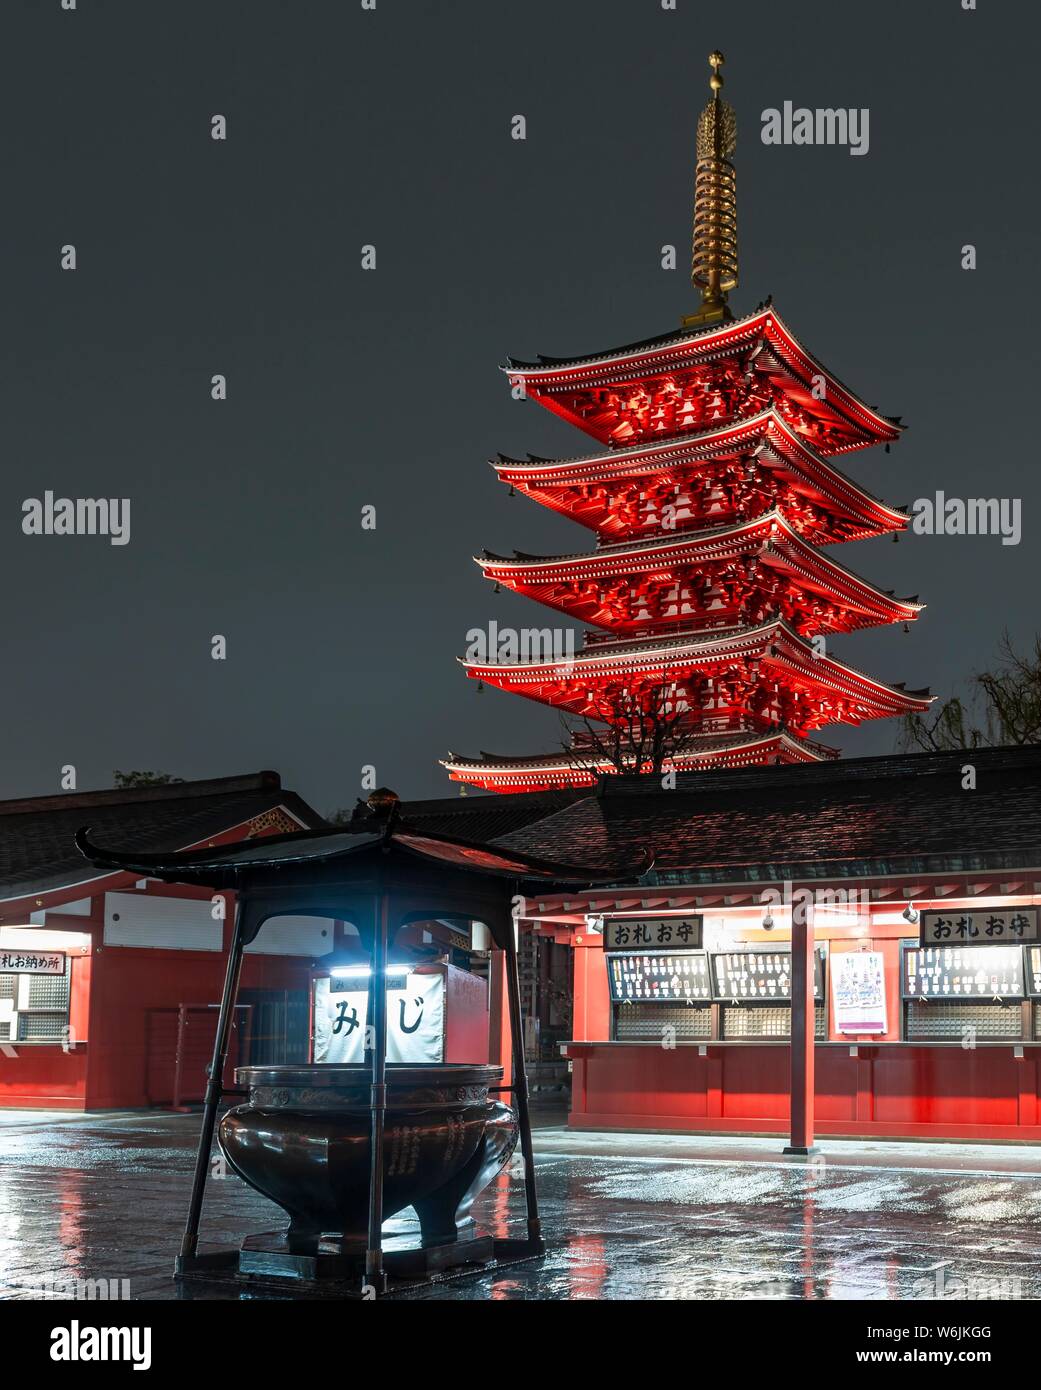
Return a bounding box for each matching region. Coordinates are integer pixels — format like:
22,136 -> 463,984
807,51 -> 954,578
412,1121 -> 517,1247
286,1222 -> 321,1254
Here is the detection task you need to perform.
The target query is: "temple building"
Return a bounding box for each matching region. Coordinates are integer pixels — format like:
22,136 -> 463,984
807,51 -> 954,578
444,52 -> 929,793
0,772 -> 326,1109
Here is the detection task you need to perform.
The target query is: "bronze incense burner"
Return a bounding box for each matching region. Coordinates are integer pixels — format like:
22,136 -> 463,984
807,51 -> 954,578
219,1062 -> 518,1276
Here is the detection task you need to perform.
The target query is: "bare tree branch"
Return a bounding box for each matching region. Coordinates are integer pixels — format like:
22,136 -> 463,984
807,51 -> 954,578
899,631 -> 1041,752
559,680 -> 707,779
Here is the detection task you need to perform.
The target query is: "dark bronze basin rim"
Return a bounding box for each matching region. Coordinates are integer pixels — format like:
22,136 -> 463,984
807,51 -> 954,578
235,1063 -> 503,1089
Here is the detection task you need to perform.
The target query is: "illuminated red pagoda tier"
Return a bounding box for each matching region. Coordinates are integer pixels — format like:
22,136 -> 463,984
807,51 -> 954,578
443,55 -> 930,793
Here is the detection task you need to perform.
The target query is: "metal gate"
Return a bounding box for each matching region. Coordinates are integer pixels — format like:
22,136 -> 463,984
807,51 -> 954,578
145,1004 -> 252,1109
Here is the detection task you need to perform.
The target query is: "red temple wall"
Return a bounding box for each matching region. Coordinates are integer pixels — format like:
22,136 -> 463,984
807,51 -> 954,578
565,1043 -> 1041,1141
83,944 -> 316,1110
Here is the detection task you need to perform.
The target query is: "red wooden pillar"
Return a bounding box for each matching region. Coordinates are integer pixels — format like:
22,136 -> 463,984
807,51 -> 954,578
488,948 -> 513,1089
784,894 -> 818,1155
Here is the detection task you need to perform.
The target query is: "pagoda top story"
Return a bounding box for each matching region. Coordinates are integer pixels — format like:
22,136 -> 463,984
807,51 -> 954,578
444,51 -> 930,794
503,305 -> 902,456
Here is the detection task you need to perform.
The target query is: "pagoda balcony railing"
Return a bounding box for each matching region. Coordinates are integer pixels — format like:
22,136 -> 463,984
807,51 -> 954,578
581,617 -> 771,649
563,718 -> 836,762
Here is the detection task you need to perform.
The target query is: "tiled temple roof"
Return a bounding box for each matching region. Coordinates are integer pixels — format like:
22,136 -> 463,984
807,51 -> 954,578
0,772 -> 323,903
425,746 -> 1041,881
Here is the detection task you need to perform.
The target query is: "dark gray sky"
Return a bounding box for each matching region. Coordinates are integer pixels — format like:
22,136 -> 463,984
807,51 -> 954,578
1,0 -> 1036,813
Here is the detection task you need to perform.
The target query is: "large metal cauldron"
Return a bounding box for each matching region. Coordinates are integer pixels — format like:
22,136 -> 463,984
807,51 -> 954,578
219,1064 -> 517,1259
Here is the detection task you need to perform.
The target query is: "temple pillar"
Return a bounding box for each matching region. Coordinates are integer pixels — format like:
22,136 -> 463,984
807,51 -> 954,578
784,893 -> 818,1155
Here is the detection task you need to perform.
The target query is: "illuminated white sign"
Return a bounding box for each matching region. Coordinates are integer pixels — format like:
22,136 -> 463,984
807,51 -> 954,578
313,971 -> 444,1064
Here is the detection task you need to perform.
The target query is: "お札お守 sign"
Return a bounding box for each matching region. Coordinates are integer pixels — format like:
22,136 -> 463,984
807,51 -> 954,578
602,917 -> 702,952
919,907 -> 1038,947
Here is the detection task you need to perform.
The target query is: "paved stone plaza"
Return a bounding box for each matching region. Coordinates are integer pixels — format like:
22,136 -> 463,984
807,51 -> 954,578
1,1110 -> 1039,1301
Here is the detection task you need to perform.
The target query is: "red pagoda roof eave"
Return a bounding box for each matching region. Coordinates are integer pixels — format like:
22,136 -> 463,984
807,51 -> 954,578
490,408 -> 909,534
504,307 -> 902,445
492,408 -> 882,483
465,662 -> 933,722
476,510 -> 924,624
441,732 -> 839,790
504,305 -> 774,374
442,731 -> 838,773
458,617 -> 933,713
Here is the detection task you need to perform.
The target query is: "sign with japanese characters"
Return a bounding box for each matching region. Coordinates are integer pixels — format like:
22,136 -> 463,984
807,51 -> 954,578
0,950 -> 65,975
312,971 -> 444,1064
602,916 -> 702,952
831,950 -> 887,1034
606,950 -> 712,1003
902,944 -> 1024,1000
919,907 -> 1039,947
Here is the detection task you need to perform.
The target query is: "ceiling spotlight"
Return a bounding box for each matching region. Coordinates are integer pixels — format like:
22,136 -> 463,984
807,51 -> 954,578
902,903 -> 919,924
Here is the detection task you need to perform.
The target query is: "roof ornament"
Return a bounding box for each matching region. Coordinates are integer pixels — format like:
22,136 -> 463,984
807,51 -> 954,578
682,50 -> 738,329
357,787 -> 401,843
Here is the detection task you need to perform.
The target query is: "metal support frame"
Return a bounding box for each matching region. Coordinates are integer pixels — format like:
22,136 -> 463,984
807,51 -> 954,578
502,910 -> 543,1246
177,894 -> 251,1265
364,882 -> 390,1294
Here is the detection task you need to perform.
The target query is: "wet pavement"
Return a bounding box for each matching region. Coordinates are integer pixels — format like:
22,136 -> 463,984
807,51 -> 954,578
1,1108 -> 1040,1300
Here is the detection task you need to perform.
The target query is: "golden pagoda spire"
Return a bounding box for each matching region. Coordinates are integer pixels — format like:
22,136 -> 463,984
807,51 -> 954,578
682,50 -> 738,328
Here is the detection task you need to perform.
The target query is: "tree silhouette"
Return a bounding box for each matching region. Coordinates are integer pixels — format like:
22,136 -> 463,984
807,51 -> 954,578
900,632 -> 1041,752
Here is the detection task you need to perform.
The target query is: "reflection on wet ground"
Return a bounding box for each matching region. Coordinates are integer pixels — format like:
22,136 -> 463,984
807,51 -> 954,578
1,1111 -> 1039,1300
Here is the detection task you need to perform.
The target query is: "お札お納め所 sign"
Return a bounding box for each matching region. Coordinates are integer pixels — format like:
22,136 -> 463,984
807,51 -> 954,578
0,950 -> 65,975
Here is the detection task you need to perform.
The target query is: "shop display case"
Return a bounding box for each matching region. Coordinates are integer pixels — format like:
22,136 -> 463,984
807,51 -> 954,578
606,950 -> 712,1040
604,947 -> 829,1041
711,948 -> 827,1040
902,943 -> 1026,1040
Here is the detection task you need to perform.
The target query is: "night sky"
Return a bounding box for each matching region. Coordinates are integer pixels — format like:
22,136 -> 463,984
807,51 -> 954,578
2,0 -> 1037,814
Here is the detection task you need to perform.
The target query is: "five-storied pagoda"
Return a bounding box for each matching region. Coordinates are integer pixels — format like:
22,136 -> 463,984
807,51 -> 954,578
444,53 -> 930,793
